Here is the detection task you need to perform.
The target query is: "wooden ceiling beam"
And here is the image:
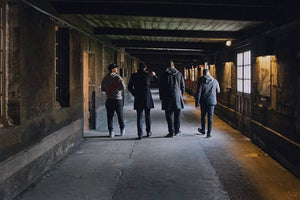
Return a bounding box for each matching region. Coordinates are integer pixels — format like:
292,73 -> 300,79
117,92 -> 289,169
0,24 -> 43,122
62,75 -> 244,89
94,28 -> 239,39
52,1 -> 300,21
114,40 -> 224,50
125,49 -> 205,56
130,53 -> 204,63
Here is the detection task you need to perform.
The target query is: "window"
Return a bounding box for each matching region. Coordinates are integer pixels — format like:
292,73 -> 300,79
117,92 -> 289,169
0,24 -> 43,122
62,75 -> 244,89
55,27 -> 70,107
191,67 -> 195,81
0,2 -> 6,123
237,50 -> 251,94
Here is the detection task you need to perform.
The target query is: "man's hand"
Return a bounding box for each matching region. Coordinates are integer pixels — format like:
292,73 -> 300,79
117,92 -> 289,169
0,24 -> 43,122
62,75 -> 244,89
151,71 -> 156,76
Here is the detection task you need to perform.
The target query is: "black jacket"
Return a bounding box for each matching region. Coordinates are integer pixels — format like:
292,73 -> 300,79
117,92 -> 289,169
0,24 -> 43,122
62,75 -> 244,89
128,69 -> 157,110
159,67 -> 185,110
195,75 -> 220,107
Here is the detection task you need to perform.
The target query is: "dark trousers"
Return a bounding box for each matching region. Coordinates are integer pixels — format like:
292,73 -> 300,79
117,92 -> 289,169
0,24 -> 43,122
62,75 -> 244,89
136,108 -> 151,136
200,104 -> 215,134
105,99 -> 125,131
165,109 -> 181,134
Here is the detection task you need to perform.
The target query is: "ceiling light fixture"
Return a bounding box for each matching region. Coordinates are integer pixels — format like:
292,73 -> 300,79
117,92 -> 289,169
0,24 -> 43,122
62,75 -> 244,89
226,40 -> 232,47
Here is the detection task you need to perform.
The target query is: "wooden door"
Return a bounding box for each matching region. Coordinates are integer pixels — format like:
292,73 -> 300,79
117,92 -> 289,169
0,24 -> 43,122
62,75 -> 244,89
83,52 -> 89,131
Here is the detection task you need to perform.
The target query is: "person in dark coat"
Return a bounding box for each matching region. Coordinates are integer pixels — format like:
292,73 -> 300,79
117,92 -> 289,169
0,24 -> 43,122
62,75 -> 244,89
128,62 -> 158,139
195,69 -> 220,138
159,60 -> 185,137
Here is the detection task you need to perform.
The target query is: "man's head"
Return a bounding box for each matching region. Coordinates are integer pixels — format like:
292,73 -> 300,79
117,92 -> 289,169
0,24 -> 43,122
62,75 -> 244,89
108,63 -> 118,73
139,62 -> 147,70
203,69 -> 210,76
169,60 -> 175,68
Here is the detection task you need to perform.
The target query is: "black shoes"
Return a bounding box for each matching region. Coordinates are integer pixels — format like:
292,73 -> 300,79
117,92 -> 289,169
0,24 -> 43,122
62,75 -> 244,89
197,128 -> 211,138
165,133 -> 174,138
197,128 -> 205,135
146,132 -> 152,137
174,131 -> 182,136
166,131 -> 181,137
120,129 -> 126,136
137,132 -> 152,139
109,130 -> 115,138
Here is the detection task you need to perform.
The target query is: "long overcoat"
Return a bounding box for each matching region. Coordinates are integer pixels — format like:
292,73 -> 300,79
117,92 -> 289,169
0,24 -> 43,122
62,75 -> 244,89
128,69 -> 157,110
159,67 -> 185,110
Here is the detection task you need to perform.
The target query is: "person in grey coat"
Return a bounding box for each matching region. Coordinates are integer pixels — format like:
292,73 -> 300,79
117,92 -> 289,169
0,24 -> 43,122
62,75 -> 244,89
195,69 -> 220,138
159,61 -> 185,137
101,64 -> 126,137
128,62 -> 158,139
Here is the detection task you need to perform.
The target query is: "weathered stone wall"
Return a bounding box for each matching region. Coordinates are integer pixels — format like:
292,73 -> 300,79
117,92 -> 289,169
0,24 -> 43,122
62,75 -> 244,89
0,3 -> 84,200
0,2 -> 135,199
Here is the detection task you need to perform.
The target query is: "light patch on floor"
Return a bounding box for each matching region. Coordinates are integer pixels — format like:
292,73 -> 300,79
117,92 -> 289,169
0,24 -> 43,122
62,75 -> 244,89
244,153 -> 259,158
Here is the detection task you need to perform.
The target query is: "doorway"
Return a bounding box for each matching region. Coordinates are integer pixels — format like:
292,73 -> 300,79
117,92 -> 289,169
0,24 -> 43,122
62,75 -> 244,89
83,52 -> 96,132
83,52 -> 89,131
236,50 -> 252,136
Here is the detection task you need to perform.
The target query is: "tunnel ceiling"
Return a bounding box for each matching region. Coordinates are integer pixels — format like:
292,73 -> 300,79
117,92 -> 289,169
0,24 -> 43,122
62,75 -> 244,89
49,0 -> 300,66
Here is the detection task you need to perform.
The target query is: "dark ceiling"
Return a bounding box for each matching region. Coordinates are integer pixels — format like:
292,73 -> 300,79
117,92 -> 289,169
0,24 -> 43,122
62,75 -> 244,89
47,1 -> 300,66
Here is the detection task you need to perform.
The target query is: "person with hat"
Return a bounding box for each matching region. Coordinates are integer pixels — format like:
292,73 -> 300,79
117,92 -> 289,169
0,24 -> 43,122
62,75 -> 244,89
101,63 -> 126,137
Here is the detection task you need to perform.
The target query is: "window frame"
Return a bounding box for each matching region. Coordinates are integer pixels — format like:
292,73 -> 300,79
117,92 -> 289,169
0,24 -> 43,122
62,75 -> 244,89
237,50 -> 251,94
0,2 -> 6,125
55,26 -> 70,108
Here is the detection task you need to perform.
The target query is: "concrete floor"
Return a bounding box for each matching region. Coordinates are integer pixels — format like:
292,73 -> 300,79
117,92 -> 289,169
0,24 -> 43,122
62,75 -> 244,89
16,90 -> 300,200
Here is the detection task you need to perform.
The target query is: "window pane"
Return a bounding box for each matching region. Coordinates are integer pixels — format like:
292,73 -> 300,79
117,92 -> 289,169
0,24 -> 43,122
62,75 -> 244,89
0,72 -> 2,91
244,65 -> 251,79
237,79 -> 243,92
0,29 -> 2,50
0,6 -> 2,116
0,72 -> 2,95
237,66 -> 243,79
244,80 -> 251,94
191,67 -> 195,81
237,53 -> 243,66
56,28 -> 70,107
0,52 -> 2,72
244,80 -> 248,94
244,51 -> 251,65
237,50 -> 252,94
0,8 -> 2,27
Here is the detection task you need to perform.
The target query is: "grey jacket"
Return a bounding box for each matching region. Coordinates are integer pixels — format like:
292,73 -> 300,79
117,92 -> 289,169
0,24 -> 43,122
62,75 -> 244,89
101,72 -> 125,100
195,75 -> 220,107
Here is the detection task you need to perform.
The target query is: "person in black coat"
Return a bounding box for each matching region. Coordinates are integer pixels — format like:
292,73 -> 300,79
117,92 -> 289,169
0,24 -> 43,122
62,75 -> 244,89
195,69 -> 220,138
159,61 -> 185,137
128,62 -> 158,139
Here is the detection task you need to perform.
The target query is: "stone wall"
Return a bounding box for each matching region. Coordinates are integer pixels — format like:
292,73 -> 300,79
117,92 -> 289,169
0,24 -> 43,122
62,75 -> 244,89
0,2 -> 136,199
